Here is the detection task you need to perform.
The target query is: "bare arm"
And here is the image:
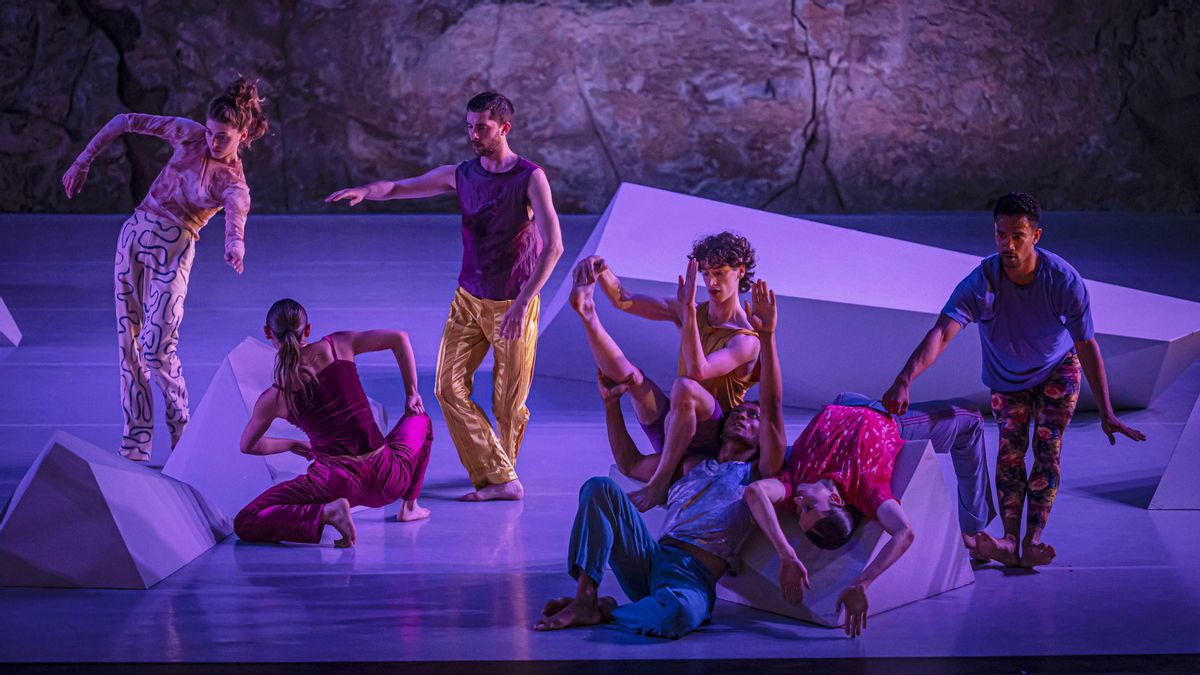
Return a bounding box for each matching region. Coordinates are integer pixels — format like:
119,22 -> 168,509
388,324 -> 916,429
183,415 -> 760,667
745,280 -> 787,476
882,314 -> 963,415
339,330 -> 423,415
837,499 -> 915,637
325,164 -> 457,205
604,391 -> 660,482
498,168 -> 565,340
582,256 -> 680,323
239,389 -> 309,456
744,479 -> 811,604
1075,337 -> 1146,444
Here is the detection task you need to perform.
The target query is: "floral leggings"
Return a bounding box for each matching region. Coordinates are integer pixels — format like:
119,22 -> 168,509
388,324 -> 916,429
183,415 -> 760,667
990,352 -> 1082,532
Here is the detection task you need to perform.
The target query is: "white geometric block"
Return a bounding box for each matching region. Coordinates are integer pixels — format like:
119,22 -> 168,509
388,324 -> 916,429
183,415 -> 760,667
0,431 -> 231,589
1150,394 -> 1200,510
609,439 -> 974,628
717,440 -> 974,627
538,183 -> 1200,410
163,337 -> 389,517
0,295 -> 21,346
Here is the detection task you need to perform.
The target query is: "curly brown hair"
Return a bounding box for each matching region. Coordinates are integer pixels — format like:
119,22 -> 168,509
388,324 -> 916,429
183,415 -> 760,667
689,231 -> 757,294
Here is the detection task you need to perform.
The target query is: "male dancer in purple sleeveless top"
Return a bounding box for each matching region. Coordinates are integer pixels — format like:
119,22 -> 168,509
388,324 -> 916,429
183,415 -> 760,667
327,92 -> 563,501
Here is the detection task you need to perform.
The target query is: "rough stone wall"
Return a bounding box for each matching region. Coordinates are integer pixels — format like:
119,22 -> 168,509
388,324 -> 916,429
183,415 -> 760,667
1,0 -> 1197,214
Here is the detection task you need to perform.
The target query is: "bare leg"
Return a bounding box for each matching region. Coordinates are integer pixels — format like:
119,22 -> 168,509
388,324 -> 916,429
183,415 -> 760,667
535,573 -> 612,631
320,498 -> 356,548
570,263 -> 667,425
461,478 -> 525,502
396,499 -> 431,522
628,378 -> 714,512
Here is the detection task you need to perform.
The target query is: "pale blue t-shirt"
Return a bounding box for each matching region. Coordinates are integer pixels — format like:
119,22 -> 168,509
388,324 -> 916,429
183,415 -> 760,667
942,248 -> 1094,392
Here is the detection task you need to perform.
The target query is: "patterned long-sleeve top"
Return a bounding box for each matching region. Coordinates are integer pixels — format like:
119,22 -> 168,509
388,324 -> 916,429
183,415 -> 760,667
74,113 -> 251,257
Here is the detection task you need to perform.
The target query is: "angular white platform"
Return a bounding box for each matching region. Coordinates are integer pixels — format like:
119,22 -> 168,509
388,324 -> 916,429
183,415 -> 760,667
0,295 -> 21,346
539,184 -> 1200,410
0,431 -> 231,589
163,337 -> 389,517
1150,394 -> 1200,510
608,439 -> 974,628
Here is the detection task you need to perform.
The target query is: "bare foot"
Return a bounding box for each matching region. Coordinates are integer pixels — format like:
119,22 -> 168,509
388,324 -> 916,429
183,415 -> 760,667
461,478 -> 525,502
962,532 -> 989,562
534,596 -> 615,631
975,531 -> 1020,567
321,498 -> 356,548
628,481 -> 668,512
396,499 -> 431,522
542,597 -> 575,617
1020,541 -> 1057,568
569,271 -> 598,322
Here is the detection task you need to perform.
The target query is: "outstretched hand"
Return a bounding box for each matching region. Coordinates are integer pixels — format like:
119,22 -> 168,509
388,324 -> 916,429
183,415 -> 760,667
62,162 -> 88,199
1101,413 -> 1146,445
744,279 -> 777,335
325,186 -> 368,206
676,258 -> 699,323
836,584 -> 869,638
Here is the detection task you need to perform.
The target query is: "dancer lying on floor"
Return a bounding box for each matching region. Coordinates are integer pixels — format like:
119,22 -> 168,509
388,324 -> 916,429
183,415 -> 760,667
571,231 -> 761,512
742,281 -> 916,638
235,299 -> 432,547
533,267 -> 782,638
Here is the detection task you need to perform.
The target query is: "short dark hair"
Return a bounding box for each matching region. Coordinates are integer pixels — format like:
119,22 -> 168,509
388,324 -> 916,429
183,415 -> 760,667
466,91 -> 513,125
805,503 -> 863,550
689,231 -> 757,294
993,192 -> 1041,226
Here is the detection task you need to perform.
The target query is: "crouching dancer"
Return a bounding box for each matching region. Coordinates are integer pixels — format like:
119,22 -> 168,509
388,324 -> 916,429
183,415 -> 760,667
742,282 -> 916,638
235,299 -> 433,547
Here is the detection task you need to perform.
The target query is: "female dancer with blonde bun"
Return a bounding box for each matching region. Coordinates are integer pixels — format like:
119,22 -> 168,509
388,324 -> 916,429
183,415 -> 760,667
62,76 -> 268,460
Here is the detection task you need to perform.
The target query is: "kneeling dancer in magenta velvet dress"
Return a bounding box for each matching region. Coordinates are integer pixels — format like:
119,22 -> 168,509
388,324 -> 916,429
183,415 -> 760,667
236,299 -> 433,547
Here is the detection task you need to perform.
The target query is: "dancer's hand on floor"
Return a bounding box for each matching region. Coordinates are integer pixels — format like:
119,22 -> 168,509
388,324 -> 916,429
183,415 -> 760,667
745,280 -> 777,335
1101,413 -> 1146,445
778,555 -> 810,604
836,584 -> 869,638
406,393 -> 425,416
325,186 -> 367,206
62,162 -> 88,198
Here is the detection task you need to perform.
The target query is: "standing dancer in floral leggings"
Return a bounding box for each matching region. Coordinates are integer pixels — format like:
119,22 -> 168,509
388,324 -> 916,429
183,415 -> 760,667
883,192 -> 1145,567
62,77 -> 268,461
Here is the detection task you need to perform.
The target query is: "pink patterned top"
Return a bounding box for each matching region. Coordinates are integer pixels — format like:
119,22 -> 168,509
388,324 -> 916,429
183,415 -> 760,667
74,113 -> 251,257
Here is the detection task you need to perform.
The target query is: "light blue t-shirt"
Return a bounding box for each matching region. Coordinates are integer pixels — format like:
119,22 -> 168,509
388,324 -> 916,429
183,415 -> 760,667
661,459 -> 754,570
942,248 -> 1094,392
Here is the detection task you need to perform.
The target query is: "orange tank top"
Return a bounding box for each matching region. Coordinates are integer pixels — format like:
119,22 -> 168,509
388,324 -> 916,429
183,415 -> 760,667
677,301 -> 760,412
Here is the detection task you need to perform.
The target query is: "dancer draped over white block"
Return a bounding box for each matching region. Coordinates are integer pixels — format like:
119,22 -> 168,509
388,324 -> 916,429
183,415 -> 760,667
62,77 -> 268,461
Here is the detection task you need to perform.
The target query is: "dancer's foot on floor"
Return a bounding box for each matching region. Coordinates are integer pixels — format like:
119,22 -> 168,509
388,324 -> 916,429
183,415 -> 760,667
321,498 -> 356,548
962,531 -> 989,562
534,596 -> 616,631
397,499 -> 431,522
975,531 -> 1021,567
1020,541 -> 1056,568
461,478 -> 524,502
628,481 -> 668,512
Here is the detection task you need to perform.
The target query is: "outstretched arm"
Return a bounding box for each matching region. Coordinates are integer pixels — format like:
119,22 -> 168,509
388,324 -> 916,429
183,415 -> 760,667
239,389 -> 310,457
882,314 -> 963,415
325,164 -> 458,205
63,113 -> 196,198
498,168 -> 565,340
744,479 -> 810,604
745,280 -> 787,476
1075,337 -> 1146,444
580,256 -> 680,323
837,499 -> 915,637
340,330 -> 424,415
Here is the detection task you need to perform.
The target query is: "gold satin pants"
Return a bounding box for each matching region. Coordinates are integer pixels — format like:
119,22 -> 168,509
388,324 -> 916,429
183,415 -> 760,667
434,287 -> 540,488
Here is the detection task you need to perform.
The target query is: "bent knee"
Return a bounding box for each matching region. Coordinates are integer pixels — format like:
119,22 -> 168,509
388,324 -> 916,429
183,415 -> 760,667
669,377 -> 707,405
579,476 -> 620,502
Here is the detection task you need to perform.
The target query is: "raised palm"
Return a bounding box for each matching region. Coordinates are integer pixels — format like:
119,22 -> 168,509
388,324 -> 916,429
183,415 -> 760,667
745,280 -> 777,333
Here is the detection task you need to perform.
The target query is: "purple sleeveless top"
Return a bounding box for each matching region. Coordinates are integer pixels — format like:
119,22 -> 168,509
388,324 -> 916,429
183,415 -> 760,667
283,336 -> 385,458
455,156 -> 543,300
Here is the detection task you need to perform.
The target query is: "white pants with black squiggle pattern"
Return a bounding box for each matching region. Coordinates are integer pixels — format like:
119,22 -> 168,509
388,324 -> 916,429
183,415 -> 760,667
114,210 -> 195,460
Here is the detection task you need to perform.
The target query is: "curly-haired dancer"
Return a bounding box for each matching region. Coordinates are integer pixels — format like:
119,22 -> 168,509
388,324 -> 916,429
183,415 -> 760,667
570,232 -> 761,511
62,77 -> 268,461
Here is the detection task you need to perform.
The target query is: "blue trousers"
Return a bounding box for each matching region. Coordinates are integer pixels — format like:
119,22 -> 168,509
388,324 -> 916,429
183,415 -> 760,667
568,477 -> 717,639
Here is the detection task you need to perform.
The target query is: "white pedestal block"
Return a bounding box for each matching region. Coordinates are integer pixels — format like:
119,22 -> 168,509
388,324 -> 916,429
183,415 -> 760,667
163,337 -> 389,517
538,183 -> 1200,410
1150,394 -> 1200,510
0,431 -> 231,589
608,439 -> 974,628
